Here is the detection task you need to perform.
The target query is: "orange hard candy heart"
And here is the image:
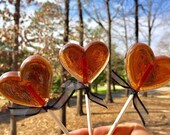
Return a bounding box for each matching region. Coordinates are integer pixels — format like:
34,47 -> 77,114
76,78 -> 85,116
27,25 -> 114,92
20,55 -> 52,98
59,41 -> 110,84
0,55 -> 53,107
126,43 -> 170,91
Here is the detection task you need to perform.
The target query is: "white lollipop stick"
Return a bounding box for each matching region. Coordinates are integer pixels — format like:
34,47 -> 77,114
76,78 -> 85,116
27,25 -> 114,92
85,94 -> 92,135
108,94 -> 134,135
48,110 -> 70,135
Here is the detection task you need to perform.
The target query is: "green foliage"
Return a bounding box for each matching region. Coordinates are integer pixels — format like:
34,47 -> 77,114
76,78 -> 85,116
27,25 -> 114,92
0,41 -> 31,75
111,44 -> 126,79
83,24 -> 105,42
52,76 -> 61,93
91,70 -> 106,89
0,44 -> 11,74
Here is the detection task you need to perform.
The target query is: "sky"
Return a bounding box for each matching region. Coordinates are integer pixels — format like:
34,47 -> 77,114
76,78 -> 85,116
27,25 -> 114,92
0,0 -> 170,56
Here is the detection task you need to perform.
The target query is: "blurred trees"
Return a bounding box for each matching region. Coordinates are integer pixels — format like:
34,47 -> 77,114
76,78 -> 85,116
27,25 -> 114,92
83,0 -> 122,103
92,44 -> 125,93
157,31 -> 170,56
141,0 -> 170,47
76,0 -> 84,116
0,0 -> 170,134
0,0 -> 32,75
10,1 -> 21,134
26,2 -> 63,94
1,0 -> 170,91
140,0 -> 169,97
59,0 -> 70,134
25,2 -> 62,54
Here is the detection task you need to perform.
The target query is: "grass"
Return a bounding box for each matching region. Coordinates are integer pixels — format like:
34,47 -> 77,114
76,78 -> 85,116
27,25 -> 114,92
91,85 -> 125,94
72,85 -> 125,96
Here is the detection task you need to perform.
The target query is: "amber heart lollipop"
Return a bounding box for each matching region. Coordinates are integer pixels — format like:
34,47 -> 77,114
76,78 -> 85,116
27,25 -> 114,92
126,43 -> 170,91
0,56 -> 70,134
59,41 -> 110,84
0,55 -> 53,107
59,41 -> 109,135
108,43 -> 170,135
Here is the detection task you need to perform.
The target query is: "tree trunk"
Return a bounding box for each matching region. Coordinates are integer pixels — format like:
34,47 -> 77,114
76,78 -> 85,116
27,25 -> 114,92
60,0 -> 70,134
121,2 -> 128,51
147,0 -> 152,47
134,0 -> 139,43
60,67 -> 67,133
76,90 -> 84,115
10,0 -> 21,135
105,0 -> 113,103
10,114 -> 16,135
12,0 -> 20,71
121,2 -> 129,97
143,0 -> 153,97
76,0 -> 84,116
112,81 -> 116,92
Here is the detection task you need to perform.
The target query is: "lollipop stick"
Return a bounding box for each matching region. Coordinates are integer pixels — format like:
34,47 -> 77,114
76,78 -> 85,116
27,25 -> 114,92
85,94 -> 92,135
48,110 -> 70,135
108,94 -> 134,135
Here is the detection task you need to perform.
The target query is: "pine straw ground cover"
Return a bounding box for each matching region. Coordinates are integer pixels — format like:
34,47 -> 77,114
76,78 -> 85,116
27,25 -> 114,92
0,87 -> 170,135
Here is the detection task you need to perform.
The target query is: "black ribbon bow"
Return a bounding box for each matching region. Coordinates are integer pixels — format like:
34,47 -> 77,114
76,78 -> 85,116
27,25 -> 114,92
111,70 -> 149,125
9,78 -> 106,117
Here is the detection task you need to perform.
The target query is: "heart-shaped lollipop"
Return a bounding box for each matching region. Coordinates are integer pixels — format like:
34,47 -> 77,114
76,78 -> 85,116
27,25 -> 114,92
0,55 -> 52,107
108,44 -> 170,134
59,41 -> 110,84
126,43 -> 170,91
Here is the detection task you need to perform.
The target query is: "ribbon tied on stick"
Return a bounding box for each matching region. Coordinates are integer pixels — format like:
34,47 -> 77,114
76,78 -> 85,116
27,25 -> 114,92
113,43 -> 170,125
0,55 -> 71,134
111,70 -> 149,125
59,41 -> 110,135
108,43 -> 170,135
0,48 -> 107,117
8,77 -> 107,117
58,41 -> 109,108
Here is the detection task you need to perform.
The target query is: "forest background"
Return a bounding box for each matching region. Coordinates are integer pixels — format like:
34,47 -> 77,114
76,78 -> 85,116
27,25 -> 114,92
0,0 -> 170,135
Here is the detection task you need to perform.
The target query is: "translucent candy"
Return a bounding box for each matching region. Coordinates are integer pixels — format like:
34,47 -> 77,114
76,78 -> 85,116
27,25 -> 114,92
59,41 -> 110,84
126,43 -> 170,91
0,55 -> 52,107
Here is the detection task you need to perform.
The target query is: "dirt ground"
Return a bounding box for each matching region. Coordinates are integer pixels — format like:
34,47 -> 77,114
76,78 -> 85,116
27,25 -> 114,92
0,87 -> 170,135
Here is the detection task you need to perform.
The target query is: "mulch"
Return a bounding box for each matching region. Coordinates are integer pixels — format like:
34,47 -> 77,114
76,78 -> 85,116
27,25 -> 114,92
0,87 -> 170,135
